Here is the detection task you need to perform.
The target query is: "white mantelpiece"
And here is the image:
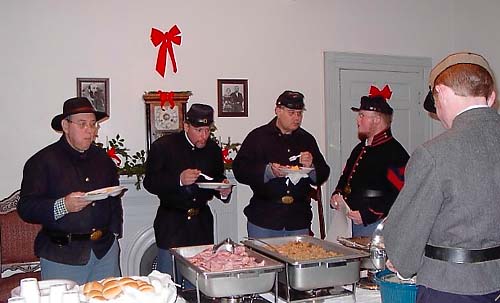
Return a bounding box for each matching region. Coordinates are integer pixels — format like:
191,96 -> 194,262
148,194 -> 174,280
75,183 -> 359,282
118,173 -> 240,276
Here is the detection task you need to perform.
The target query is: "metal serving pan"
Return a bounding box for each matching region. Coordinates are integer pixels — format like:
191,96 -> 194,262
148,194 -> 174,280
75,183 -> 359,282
170,244 -> 284,298
242,236 -> 369,291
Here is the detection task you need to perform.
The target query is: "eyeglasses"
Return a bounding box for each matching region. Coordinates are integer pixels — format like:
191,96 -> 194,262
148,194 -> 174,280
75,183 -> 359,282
66,119 -> 99,130
280,107 -> 304,117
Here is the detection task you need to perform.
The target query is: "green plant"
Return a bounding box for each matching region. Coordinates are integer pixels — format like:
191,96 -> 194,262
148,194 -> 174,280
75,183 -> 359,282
210,127 -> 240,170
104,134 -> 146,190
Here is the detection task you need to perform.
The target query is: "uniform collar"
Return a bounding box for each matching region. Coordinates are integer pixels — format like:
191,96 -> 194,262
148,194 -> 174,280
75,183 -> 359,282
370,128 -> 393,147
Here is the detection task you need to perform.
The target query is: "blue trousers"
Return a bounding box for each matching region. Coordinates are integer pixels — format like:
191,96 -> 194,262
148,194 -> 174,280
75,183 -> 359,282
157,247 -> 194,289
417,286 -> 500,303
352,219 -> 382,237
40,239 -> 120,285
247,221 -> 309,238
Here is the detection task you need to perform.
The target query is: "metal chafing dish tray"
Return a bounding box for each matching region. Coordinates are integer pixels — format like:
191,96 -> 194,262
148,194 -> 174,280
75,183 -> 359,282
170,244 -> 284,298
242,236 -> 369,291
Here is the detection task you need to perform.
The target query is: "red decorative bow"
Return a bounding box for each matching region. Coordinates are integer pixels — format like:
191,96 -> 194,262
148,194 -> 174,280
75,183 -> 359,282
150,25 -> 182,77
158,90 -> 175,109
369,85 -> 392,100
222,148 -> 232,164
107,147 -> 122,166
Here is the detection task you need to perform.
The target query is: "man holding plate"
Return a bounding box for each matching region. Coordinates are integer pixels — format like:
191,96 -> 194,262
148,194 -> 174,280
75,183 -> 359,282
233,90 -> 330,238
330,85 -> 409,237
144,103 -> 232,280
18,97 -> 122,284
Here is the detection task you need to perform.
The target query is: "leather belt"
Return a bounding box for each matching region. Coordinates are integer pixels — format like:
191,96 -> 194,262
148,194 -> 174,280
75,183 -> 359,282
280,196 -> 294,204
357,189 -> 385,198
425,244 -> 500,263
186,208 -> 200,220
44,228 -> 108,245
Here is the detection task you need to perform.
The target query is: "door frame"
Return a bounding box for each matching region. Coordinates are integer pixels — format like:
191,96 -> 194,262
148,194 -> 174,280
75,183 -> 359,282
323,52 -> 432,231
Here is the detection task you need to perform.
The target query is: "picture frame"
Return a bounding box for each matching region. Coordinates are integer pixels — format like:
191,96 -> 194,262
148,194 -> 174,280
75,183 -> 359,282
217,79 -> 248,117
77,78 -> 110,115
143,91 -> 192,150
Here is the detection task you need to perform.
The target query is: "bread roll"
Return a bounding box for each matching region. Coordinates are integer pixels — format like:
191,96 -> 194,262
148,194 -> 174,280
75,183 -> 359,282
102,277 -> 118,284
103,285 -> 122,299
87,290 -> 103,298
90,295 -> 106,301
139,284 -> 155,293
121,281 -> 139,289
118,277 -> 136,285
103,280 -> 120,291
83,281 -> 103,294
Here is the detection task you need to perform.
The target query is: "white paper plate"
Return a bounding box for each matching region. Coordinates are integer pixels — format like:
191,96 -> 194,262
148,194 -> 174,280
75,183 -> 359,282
279,166 -> 314,174
196,182 -> 234,189
11,279 -> 77,297
83,186 -> 126,201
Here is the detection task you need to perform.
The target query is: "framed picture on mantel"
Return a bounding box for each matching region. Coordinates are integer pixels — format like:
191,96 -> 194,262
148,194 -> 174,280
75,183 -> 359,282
143,91 -> 192,150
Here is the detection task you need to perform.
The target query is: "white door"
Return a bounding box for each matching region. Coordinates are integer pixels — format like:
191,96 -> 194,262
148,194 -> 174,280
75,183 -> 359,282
339,69 -> 422,166
323,52 -> 432,241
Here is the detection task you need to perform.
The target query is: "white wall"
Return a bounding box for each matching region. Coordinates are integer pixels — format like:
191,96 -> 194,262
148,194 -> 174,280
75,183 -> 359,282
2,0 -> 500,199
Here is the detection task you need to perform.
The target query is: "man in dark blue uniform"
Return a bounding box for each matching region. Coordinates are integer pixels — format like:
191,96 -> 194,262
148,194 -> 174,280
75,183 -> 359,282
144,104 -> 232,278
233,90 -> 330,238
18,97 -> 122,284
330,85 -> 409,237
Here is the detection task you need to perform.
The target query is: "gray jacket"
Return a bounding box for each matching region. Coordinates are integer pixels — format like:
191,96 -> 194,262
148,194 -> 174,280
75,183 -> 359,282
384,107 -> 500,295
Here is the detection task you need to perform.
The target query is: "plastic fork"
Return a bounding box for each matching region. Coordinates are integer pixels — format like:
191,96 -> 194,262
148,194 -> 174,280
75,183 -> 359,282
199,173 -> 214,181
288,154 -> 301,162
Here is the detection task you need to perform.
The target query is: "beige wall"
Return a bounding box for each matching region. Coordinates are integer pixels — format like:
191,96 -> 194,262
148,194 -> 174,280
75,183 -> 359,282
1,0 -> 499,195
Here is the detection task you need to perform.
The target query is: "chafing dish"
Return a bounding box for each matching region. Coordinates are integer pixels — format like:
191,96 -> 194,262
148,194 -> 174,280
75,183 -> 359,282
170,244 -> 284,300
242,235 -> 369,291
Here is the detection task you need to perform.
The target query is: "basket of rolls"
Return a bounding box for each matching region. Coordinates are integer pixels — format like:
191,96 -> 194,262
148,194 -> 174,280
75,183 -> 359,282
81,270 -> 177,303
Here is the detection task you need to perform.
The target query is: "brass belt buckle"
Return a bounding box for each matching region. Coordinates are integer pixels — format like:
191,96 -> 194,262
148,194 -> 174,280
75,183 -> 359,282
187,208 -> 200,220
344,185 -> 351,195
281,196 -> 294,204
90,229 -> 103,241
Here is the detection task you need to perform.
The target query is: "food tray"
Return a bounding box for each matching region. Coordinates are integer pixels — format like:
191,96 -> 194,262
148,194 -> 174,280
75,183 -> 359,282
170,244 -> 284,298
242,236 -> 369,291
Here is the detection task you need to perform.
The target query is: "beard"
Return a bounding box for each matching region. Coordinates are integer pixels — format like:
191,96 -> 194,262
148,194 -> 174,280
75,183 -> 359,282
357,131 -> 368,141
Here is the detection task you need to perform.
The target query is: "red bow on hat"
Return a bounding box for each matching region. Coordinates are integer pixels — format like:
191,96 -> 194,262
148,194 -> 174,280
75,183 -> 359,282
369,85 -> 392,101
107,147 -> 122,166
151,25 -> 182,77
158,90 -> 175,109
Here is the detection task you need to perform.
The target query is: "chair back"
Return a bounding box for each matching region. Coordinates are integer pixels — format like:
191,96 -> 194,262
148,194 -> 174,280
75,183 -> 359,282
0,190 -> 41,301
309,185 -> 326,239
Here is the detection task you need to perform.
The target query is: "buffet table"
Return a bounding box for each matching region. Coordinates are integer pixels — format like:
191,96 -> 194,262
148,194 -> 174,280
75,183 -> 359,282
259,288 -> 381,303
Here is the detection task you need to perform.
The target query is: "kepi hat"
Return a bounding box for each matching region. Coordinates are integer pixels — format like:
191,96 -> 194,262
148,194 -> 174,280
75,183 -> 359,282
351,85 -> 394,115
185,103 -> 214,127
51,97 -> 108,131
276,90 -> 305,110
424,52 -> 494,113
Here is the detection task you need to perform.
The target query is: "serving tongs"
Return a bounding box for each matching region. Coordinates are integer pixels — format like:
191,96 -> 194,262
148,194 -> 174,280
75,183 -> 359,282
337,236 -> 370,251
243,237 -> 280,253
212,237 -> 237,254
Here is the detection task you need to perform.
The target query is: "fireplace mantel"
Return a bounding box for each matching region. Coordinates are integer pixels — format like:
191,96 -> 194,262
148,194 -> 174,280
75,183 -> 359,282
118,173 -> 239,276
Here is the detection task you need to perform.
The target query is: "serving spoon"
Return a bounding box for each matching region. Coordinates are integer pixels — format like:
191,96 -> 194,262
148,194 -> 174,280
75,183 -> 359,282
288,154 -> 301,162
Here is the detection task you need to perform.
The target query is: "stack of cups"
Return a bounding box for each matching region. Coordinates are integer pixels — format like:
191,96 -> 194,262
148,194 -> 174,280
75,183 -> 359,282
48,283 -> 67,303
8,297 -> 27,303
19,278 -> 40,303
61,290 -> 80,303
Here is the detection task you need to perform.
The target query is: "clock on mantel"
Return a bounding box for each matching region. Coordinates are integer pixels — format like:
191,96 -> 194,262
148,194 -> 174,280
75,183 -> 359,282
143,91 -> 192,149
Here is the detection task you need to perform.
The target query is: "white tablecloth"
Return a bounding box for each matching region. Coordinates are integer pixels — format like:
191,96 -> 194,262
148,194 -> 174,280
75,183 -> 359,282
259,288 -> 381,303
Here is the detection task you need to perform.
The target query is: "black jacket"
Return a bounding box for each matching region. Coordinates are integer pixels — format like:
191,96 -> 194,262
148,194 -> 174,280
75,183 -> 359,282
18,136 -> 122,265
232,118 -> 330,230
143,132 -> 229,249
334,128 -> 409,225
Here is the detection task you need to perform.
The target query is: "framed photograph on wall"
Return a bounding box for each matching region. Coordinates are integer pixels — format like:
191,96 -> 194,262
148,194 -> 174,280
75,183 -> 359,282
77,78 -> 110,115
217,79 -> 248,117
